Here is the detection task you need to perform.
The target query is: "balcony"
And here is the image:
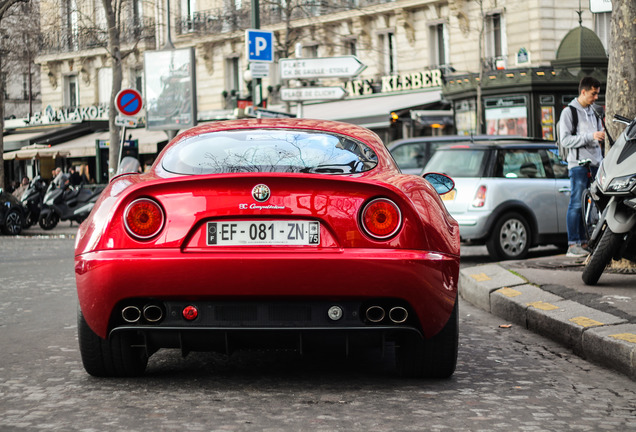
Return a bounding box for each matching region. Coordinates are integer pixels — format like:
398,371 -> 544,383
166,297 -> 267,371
40,17 -> 156,55
176,0 -> 396,35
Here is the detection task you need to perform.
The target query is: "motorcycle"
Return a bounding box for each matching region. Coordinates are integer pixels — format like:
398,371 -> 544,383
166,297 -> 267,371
38,182 -> 104,230
20,175 -> 47,228
581,114 -> 636,285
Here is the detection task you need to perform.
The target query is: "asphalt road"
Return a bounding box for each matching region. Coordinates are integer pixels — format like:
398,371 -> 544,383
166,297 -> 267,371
0,235 -> 635,431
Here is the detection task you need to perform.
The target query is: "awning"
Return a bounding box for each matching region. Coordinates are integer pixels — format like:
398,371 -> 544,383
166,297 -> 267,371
301,89 -> 442,129
53,128 -> 170,158
3,144 -> 70,161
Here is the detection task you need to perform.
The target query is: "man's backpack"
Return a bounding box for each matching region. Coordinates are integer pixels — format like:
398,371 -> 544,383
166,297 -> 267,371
556,105 -> 578,161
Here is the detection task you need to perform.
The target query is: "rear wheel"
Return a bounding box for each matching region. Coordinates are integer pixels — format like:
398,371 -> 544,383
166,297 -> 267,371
2,208 -> 23,235
38,211 -> 59,230
396,300 -> 458,378
78,308 -> 148,377
582,227 -> 623,286
581,188 -> 599,246
486,212 -> 531,260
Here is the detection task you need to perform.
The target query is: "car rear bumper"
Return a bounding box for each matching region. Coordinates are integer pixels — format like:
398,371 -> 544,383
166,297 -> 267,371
453,212 -> 491,240
75,248 -> 459,340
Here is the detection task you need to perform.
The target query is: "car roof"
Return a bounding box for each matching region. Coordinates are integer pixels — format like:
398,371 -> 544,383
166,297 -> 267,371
388,135 -> 543,149
434,140 -> 556,150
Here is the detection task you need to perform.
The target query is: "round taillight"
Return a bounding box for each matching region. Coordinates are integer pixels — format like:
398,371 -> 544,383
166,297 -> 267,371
124,198 -> 164,240
360,198 -> 402,240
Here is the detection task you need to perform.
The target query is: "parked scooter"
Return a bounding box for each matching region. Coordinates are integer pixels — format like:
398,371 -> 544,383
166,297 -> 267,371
582,114 -> 636,285
38,182 -> 104,230
20,175 -> 47,228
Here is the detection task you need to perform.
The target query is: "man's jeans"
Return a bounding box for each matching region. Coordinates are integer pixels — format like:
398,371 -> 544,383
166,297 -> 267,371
567,165 -> 598,245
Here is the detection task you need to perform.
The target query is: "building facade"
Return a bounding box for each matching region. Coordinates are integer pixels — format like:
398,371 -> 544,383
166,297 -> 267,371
2,0 -> 612,185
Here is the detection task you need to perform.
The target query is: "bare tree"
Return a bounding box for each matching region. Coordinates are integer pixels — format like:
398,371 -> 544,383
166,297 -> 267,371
606,0 -> 636,142
0,0 -> 30,189
605,0 -> 636,269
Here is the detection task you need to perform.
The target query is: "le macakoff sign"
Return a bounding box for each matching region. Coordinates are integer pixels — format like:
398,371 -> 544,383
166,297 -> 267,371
344,69 -> 443,97
144,48 -> 197,131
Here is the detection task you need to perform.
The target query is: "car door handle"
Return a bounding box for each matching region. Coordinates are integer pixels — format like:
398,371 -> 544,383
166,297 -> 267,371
558,187 -> 571,193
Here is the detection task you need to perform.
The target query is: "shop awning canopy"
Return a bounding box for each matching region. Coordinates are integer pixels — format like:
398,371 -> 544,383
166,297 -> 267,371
3,144 -> 70,161
53,128 -> 170,158
301,89 -> 442,129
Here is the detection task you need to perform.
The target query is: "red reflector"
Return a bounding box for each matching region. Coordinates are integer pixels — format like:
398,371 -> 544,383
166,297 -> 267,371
182,305 -> 198,321
124,198 -> 164,239
361,198 -> 402,239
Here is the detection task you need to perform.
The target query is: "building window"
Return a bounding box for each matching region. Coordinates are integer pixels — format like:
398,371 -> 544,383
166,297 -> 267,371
226,56 -> 241,93
429,23 -> 449,68
344,38 -> 357,56
302,43 -> 318,58
594,12 -> 611,54
133,69 -> 144,94
379,31 -> 397,75
62,0 -> 79,51
22,73 -> 29,100
485,12 -> 506,69
65,75 -> 79,108
181,0 -> 195,31
1,72 -> 7,99
98,68 -> 112,105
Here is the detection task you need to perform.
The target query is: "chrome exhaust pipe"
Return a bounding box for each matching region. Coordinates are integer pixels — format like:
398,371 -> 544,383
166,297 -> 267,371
389,307 -> 408,324
122,306 -> 142,323
143,304 -> 164,323
365,306 -> 385,323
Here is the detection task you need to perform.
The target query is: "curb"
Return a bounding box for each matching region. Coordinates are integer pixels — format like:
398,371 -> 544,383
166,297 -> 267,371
459,264 -> 636,380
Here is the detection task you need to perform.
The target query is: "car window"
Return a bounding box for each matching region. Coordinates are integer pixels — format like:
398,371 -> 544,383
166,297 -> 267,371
546,148 -> 569,179
391,143 -> 428,170
498,149 -> 546,178
424,148 -> 488,177
161,129 -> 378,175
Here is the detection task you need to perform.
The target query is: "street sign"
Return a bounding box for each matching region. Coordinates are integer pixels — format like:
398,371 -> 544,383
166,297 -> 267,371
280,86 -> 347,102
246,29 -> 274,63
250,62 -> 270,78
115,115 -> 139,127
280,56 -> 366,80
115,88 -> 143,116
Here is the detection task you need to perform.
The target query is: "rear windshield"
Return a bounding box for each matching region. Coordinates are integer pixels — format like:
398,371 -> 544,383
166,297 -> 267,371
161,129 -> 378,175
424,148 -> 488,177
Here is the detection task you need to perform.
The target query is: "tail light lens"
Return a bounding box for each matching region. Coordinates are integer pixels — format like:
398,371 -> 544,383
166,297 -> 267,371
360,198 -> 402,240
124,198 -> 165,240
472,185 -> 487,207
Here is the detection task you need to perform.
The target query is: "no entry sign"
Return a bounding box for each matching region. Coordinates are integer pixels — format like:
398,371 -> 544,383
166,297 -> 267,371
115,88 -> 143,116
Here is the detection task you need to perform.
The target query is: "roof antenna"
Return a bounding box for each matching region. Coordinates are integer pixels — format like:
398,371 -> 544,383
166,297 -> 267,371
576,0 -> 583,26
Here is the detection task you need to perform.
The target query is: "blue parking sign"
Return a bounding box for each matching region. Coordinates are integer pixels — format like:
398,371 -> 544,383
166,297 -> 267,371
246,29 -> 273,63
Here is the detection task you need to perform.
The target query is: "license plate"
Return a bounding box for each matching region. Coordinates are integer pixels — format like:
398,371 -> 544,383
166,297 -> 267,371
441,189 -> 457,201
207,221 -> 320,246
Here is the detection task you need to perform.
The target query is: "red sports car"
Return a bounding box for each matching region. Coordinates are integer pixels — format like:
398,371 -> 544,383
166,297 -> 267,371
75,118 -> 460,378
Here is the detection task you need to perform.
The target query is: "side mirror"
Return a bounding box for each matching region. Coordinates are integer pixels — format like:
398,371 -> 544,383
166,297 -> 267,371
423,172 -> 455,195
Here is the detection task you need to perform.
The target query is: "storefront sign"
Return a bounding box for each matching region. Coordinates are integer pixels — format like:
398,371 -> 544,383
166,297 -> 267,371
344,69 -> 442,97
23,104 -> 108,125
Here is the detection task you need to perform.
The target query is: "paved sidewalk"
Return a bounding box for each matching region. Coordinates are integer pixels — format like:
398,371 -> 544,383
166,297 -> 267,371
460,254 -> 636,380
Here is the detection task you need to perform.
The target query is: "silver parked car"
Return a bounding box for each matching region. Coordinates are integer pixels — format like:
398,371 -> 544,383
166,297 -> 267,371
389,135 -> 537,175
423,140 -> 570,260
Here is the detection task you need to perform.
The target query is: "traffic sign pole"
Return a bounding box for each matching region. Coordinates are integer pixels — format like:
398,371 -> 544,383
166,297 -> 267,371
114,88 -> 143,172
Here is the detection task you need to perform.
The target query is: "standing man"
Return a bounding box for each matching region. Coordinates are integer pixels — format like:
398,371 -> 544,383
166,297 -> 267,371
559,76 -> 605,257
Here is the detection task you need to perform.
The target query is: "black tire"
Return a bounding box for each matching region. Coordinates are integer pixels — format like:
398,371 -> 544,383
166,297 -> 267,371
581,188 -> 599,245
38,211 -> 59,230
396,300 -> 458,379
582,227 -> 623,286
78,308 -> 148,377
2,208 -> 24,235
486,212 -> 531,260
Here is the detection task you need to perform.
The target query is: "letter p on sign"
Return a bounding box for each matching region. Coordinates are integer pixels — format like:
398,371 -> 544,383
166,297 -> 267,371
246,29 -> 273,63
